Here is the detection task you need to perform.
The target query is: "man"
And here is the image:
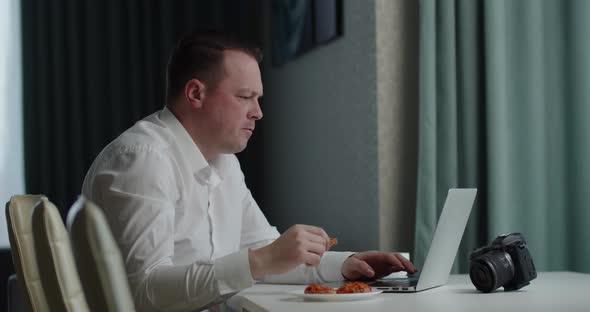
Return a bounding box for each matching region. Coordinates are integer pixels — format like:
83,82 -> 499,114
82,31 -> 416,311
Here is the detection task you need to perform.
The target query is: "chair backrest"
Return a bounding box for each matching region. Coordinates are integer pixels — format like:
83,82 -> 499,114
6,194 -> 50,312
32,197 -> 89,312
67,196 -> 135,312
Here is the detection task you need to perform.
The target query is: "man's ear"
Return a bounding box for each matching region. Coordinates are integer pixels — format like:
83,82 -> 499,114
184,78 -> 206,109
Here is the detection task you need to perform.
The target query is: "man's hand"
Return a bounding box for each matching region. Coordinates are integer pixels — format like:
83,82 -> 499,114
341,251 -> 417,281
248,224 -> 332,280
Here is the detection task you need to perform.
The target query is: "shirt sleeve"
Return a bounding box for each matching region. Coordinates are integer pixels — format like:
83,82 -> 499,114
83,147 -> 254,312
261,251 -> 354,284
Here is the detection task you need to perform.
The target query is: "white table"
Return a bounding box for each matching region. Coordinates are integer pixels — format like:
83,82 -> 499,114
228,272 -> 590,312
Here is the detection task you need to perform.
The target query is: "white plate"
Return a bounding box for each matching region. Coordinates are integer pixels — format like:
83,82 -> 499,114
287,289 -> 383,301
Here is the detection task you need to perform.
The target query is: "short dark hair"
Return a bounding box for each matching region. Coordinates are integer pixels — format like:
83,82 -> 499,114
165,30 -> 263,105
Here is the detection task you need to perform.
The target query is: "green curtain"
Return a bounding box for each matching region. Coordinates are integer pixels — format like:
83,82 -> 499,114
416,0 -> 590,274
20,0 -> 265,215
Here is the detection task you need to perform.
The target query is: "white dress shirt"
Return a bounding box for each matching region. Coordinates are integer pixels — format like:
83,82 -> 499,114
82,107 -> 353,312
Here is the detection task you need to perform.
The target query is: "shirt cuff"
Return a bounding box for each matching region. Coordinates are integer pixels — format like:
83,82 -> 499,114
214,248 -> 255,295
317,251 -> 355,282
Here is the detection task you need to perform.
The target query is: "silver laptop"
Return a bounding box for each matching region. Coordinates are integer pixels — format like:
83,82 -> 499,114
369,188 -> 477,292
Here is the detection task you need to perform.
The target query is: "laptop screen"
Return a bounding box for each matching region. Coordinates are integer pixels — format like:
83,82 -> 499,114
370,189 -> 477,292
416,188 -> 477,290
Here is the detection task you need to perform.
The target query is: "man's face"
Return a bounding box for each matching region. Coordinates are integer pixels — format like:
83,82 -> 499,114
200,50 -> 263,156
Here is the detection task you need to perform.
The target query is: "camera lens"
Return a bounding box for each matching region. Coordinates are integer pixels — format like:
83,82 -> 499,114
469,251 -> 515,292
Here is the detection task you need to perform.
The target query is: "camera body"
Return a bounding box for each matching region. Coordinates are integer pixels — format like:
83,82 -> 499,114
469,233 -> 537,292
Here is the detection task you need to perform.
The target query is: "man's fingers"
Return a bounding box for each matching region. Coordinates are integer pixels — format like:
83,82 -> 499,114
394,253 -> 417,273
345,251 -> 418,279
292,224 -> 331,249
305,240 -> 327,257
296,224 -> 330,242
303,252 -> 322,267
303,230 -> 329,248
383,253 -> 417,273
385,253 -> 404,269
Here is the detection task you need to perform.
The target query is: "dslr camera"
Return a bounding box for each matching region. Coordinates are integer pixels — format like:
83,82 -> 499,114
469,233 -> 537,292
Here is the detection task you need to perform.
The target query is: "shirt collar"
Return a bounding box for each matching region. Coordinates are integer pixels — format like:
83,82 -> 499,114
158,106 -> 223,186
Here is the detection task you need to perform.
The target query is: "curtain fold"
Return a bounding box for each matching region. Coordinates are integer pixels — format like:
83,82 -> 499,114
416,0 -> 590,273
21,0 -> 265,215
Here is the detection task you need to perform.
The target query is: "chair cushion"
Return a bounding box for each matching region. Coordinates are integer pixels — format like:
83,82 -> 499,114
68,196 -> 135,311
32,198 -> 89,312
5,194 -> 50,311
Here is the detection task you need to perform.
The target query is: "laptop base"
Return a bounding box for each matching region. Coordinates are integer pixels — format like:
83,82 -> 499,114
369,278 -> 419,293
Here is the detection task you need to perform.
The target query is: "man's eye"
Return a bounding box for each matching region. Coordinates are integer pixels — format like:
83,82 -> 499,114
239,95 -> 253,100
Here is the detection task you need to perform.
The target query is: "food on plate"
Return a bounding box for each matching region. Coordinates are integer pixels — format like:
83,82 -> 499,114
328,237 -> 338,248
304,282 -> 372,295
304,284 -> 336,294
336,282 -> 372,294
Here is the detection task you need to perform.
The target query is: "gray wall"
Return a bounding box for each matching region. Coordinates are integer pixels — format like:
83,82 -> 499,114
258,0 -> 419,254
261,1 -> 380,251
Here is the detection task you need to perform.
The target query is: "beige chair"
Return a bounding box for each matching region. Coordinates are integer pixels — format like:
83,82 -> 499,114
67,196 -> 135,312
6,194 -> 50,312
32,197 -> 89,311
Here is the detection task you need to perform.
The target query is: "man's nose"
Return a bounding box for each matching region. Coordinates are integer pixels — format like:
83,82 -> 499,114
249,100 -> 263,120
